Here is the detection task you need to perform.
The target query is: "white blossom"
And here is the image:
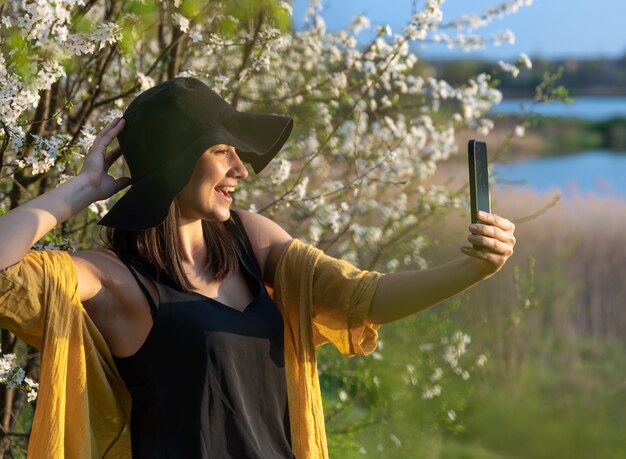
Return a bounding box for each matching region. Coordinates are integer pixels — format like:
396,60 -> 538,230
498,60 -> 520,78
494,29 -> 516,46
212,75 -> 230,93
88,200 -> 110,218
172,12 -> 190,33
389,434 -> 401,447
293,176 -> 309,200
443,332 -> 472,378
267,159 -> 292,186
478,118 -> 495,136
350,15 -> 370,35
422,385 -> 441,399
518,52 -> 532,69
76,124 -> 97,153
313,15 -> 326,35
279,1 -> 293,16
136,72 -> 156,92
0,349 -> 38,401
430,367 -> 443,382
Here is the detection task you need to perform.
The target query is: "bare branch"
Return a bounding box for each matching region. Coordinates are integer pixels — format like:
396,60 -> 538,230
509,194 -> 561,224
230,9 -> 265,109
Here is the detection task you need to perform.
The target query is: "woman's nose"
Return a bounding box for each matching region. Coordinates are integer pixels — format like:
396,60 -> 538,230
230,149 -> 249,179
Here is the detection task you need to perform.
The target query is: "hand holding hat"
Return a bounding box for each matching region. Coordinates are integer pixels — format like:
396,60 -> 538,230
78,117 -> 132,202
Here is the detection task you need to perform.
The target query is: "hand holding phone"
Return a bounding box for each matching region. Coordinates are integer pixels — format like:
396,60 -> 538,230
468,140 -> 491,249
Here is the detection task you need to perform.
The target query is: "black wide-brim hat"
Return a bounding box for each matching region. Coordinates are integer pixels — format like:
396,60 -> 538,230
97,77 -> 293,231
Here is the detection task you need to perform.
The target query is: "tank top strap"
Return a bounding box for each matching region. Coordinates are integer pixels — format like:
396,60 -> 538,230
228,210 -> 263,282
115,252 -> 159,320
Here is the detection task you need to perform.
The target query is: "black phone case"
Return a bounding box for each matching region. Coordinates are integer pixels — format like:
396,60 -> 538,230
468,140 -> 491,249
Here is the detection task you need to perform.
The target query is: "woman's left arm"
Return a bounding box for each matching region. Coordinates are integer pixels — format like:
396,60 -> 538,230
367,211 -> 516,324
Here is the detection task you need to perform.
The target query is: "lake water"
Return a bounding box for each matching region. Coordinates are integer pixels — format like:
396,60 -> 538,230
488,97 -> 626,201
490,96 -> 626,121
493,150 -> 626,201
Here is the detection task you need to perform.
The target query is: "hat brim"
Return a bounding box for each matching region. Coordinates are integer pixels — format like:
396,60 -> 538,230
216,111 -> 293,174
98,111 -> 293,231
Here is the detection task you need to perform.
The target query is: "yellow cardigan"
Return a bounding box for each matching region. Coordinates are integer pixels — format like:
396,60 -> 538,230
0,238 -> 384,458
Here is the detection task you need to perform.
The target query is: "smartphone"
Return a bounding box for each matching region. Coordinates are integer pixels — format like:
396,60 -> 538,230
468,140 -> 491,249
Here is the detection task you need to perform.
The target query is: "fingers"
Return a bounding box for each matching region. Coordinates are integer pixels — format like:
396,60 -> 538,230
115,176 -> 133,192
90,118 -> 125,155
469,223 -> 516,245
98,117 -> 125,140
466,235 -> 513,255
467,211 -> 516,255
476,211 -> 515,232
461,245 -> 500,262
461,211 -> 517,276
104,146 -> 124,167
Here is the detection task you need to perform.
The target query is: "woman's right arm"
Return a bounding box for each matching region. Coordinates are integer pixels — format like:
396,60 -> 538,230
0,117 -> 130,273
0,175 -> 101,270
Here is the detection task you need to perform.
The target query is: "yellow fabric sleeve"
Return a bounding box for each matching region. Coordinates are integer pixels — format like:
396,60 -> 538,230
0,250 -> 60,349
278,238 -> 385,357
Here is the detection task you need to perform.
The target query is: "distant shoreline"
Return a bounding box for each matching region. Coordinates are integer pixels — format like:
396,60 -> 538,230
502,88 -> 626,98
425,55 -> 626,100
449,114 -> 626,162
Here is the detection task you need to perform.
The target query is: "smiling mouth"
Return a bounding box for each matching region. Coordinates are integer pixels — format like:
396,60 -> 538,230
215,187 -> 233,202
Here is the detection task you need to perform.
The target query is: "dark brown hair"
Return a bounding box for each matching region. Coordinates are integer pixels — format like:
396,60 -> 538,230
102,199 -> 239,292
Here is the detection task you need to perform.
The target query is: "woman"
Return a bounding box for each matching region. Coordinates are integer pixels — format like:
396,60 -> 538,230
0,77 -> 516,458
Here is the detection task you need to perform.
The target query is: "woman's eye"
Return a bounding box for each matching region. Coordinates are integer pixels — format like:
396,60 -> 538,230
216,149 -> 228,155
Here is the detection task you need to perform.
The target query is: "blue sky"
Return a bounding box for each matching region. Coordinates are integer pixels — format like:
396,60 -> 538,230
292,0 -> 626,60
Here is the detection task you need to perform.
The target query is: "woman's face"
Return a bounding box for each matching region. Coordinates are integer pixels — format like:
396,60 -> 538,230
175,144 -> 249,223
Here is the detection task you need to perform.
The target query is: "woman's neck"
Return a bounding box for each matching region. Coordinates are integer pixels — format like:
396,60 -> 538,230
177,219 -> 207,267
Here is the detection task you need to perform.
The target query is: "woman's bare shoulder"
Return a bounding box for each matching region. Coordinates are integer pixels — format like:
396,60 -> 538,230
70,248 -> 158,356
70,248 -> 127,303
232,209 -> 293,288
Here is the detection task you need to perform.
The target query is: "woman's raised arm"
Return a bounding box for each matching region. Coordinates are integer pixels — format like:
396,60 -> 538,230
367,211 -> 516,324
0,117 -> 130,271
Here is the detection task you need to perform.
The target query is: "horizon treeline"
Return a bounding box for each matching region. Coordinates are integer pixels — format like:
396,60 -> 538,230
421,54 -> 626,97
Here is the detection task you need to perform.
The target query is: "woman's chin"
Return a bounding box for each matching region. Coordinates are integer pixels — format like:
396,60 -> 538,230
178,207 -> 231,224
204,207 -> 232,222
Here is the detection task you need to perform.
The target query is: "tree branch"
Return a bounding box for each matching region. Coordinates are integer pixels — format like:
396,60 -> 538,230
230,9 -> 265,109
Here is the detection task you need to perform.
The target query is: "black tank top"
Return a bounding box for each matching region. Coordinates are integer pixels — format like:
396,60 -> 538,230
112,212 -> 295,459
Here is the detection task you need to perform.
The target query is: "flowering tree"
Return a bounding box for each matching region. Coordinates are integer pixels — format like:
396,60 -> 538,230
0,0 -> 554,455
